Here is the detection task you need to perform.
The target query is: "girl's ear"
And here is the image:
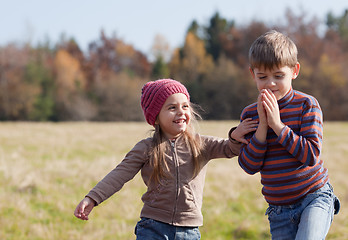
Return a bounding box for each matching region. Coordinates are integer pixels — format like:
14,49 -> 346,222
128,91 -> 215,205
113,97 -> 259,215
154,117 -> 159,125
292,62 -> 300,79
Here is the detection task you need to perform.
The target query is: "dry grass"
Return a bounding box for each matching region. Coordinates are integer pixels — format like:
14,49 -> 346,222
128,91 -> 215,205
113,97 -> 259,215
0,121 -> 346,239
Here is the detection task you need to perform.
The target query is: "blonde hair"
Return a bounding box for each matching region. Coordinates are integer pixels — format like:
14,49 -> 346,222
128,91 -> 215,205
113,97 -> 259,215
147,102 -> 204,184
249,30 -> 298,70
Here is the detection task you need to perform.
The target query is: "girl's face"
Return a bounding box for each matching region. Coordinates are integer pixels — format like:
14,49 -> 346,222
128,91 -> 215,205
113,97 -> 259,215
157,93 -> 191,139
250,63 -> 300,100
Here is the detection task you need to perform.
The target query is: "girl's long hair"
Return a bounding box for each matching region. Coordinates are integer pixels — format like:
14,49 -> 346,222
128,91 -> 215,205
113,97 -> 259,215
147,103 -> 204,184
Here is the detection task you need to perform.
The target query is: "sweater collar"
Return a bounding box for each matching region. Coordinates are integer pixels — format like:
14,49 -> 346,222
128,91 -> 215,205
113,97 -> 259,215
278,88 -> 294,109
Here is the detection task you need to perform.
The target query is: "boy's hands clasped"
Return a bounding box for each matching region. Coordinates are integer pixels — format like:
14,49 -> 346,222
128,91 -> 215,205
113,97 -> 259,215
230,88 -> 286,145
259,89 -> 285,135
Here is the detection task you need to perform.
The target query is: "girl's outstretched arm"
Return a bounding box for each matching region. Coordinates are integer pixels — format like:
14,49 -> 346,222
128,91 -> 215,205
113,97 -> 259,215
74,197 -> 96,221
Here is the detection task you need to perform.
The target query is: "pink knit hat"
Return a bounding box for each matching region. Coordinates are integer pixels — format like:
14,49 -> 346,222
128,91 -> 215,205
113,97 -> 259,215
141,79 -> 190,126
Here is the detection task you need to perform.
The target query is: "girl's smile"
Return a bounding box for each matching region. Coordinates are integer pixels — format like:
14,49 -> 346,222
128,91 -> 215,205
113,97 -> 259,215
157,93 -> 191,139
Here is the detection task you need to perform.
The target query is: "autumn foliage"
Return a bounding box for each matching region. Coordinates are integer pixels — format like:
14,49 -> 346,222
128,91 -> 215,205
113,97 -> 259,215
1,9 -> 348,121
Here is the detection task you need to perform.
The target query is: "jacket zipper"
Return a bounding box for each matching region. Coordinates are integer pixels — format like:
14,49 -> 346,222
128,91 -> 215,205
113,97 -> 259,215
170,140 -> 179,224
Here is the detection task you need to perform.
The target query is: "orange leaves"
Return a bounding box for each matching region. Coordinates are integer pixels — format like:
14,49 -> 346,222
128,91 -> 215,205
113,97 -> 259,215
54,49 -> 86,92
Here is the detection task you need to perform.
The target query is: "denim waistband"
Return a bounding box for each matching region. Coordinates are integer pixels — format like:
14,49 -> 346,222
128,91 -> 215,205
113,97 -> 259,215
267,182 -> 340,215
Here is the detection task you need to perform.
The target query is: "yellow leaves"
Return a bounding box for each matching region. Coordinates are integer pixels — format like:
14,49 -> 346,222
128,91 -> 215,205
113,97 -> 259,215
318,54 -> 346,87
53,50 -> 96,120
182,32 -> 214,74
170,32 -> 214,81
115,40 -> 136,60
54,49 -> 86,92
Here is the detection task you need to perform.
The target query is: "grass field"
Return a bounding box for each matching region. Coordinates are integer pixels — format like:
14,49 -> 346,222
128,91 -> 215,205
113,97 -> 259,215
0,121 -> 346,239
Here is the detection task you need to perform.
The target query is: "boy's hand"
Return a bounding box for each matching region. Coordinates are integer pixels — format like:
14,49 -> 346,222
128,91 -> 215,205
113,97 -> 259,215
257,92 -> 268,127
231,118 -> 258,144
261,89 -> 285,135
74,197 -> 96,220
254,91 -> 269,143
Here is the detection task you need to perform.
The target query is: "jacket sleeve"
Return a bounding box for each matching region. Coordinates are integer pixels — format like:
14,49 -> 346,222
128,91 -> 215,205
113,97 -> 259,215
86,139 -> 149,205
276,98 -> 323,166
201,134 -> 241,161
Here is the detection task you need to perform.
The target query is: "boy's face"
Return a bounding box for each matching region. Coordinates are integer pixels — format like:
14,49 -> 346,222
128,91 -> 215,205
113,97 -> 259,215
250,63 -> 300,100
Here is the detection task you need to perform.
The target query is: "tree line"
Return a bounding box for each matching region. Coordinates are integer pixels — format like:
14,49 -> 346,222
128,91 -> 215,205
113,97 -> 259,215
1,8 -> 348,121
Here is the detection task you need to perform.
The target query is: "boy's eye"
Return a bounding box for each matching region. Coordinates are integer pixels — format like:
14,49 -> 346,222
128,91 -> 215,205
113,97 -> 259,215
258,76 -> 267,80
275,74 -> 285,79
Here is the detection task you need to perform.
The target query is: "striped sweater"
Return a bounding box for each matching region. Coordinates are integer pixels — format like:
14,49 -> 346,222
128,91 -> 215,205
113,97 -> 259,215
238,88 -> 328,205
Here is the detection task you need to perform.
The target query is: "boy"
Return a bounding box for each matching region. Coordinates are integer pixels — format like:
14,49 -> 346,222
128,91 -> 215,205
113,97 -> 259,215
238,30 -> 340,239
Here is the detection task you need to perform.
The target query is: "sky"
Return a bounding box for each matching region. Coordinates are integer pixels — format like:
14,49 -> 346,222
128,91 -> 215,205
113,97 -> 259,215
2,0 -> 348,57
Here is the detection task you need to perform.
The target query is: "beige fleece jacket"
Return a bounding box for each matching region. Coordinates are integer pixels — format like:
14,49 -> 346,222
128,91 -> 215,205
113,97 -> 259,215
86,133 -> 240,227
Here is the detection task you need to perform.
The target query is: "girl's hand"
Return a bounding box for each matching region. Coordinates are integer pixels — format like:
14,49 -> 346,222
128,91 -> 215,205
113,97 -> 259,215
231,118 -> 258,144
261,89 -> 285,135
74,197 -> 96,220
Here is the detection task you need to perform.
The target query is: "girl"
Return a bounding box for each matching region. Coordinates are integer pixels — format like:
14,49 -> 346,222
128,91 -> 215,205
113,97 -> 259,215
74,79 -> 257,239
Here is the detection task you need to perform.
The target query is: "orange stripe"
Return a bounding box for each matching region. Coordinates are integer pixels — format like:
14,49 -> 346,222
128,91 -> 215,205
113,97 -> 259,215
279,127 -> 288,143
303,111 -> 321,119
302,125 -> 322,133
284,120 -> 301,125
281,106 -> 302,113
242,152 -> 262,167
249,144 -> 265,154
265,181 -> 323,202
302,144 -> 308,162
263,158 -> 295,166
261,165 -> 314,178
264,171 -> 322,191
289,136 -> 299,153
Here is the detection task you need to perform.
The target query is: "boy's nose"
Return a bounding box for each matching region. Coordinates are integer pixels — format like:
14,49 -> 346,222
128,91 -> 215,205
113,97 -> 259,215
267,80 -> 276,87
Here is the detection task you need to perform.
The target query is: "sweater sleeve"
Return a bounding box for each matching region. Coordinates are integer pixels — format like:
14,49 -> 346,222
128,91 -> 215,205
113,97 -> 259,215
86,139 -> 149,205
276,99 -> 323,166
237,107 -> 267,175
238,135 -> 267,175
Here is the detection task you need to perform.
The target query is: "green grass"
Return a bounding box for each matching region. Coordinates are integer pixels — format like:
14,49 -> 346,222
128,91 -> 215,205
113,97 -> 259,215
0,121 -> 346,239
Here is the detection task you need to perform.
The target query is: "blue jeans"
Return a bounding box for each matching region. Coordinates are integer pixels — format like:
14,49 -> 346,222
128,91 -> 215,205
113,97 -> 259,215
265,182 -> 340,240
135,218 -> 201,240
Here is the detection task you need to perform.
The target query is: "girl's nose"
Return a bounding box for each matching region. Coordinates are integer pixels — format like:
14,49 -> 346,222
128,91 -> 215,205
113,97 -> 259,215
177,109 -> 184,114
177,107 -> 185,115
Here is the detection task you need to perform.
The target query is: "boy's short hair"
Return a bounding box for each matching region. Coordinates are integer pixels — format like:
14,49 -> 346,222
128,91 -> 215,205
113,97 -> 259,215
249,30 -> 298,70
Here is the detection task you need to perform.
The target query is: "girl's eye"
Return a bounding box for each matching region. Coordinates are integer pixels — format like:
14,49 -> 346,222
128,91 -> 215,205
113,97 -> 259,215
183,104 -> 189,109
